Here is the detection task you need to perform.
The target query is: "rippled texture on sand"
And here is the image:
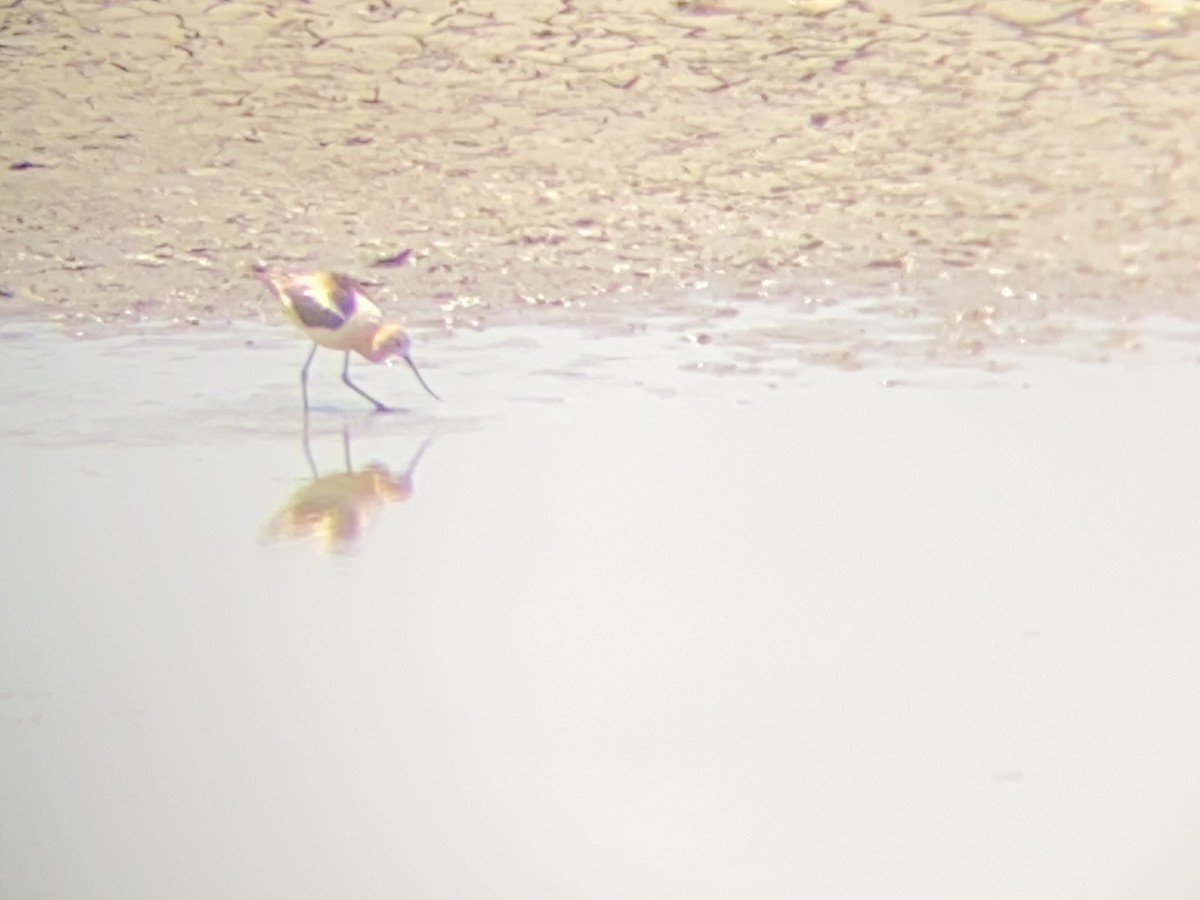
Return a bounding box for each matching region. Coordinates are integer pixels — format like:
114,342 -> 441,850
4,0 -> 1200,343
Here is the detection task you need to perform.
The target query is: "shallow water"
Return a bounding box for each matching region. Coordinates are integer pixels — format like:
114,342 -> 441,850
2,323 -> 1200,898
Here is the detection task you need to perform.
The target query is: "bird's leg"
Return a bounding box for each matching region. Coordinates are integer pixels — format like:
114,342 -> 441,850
341,351 -> 391,412
299,343 -> 319,411
341,424 -> 353,472
301,410 -> 318,479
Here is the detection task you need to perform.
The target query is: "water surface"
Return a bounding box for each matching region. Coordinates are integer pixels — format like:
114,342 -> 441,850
2,324 -> 1199,898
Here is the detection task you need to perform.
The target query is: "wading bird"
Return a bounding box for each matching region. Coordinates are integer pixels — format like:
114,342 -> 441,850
262,421 -> 434,556
258,270 -> 440,412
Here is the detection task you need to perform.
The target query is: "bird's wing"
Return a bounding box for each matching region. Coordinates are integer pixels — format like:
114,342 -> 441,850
328,273 -> 364,317
280,278 -> 348,330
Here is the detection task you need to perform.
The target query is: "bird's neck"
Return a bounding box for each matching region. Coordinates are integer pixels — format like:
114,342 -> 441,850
359,340 -> 391,364
343,322 -> 385,362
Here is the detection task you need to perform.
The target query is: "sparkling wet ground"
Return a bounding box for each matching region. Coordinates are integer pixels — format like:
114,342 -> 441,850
2,323 -> 1200,898
5,0 -> 1200,332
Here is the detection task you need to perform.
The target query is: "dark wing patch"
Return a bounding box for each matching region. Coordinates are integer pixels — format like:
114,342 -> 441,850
285,284 -> 347,330
328,274 -> 362,317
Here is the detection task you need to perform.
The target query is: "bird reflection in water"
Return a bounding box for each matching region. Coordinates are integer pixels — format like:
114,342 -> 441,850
263,416 -> 433,555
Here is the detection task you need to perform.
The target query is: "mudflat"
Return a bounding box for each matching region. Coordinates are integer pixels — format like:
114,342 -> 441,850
3,1 -> 1198,357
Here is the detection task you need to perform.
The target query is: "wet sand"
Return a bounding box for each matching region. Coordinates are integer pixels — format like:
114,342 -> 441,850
3,0 -> 1200,350
3,325 -> 1200,898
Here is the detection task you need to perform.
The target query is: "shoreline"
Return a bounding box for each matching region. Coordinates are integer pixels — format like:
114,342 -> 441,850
4,1 -> 1199,332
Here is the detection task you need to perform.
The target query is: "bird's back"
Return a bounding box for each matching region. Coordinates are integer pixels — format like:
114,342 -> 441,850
263,271 -> 383,339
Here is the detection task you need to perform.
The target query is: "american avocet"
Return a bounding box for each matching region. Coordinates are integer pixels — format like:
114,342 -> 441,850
262,422 -> 433,555
259,270 -> 439,412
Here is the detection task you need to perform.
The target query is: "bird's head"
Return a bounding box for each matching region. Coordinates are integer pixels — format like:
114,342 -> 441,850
369,324 -> 440,401
369,323 -> 412,363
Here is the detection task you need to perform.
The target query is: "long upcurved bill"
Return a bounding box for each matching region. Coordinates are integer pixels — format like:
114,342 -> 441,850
401,353 -> 441,401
